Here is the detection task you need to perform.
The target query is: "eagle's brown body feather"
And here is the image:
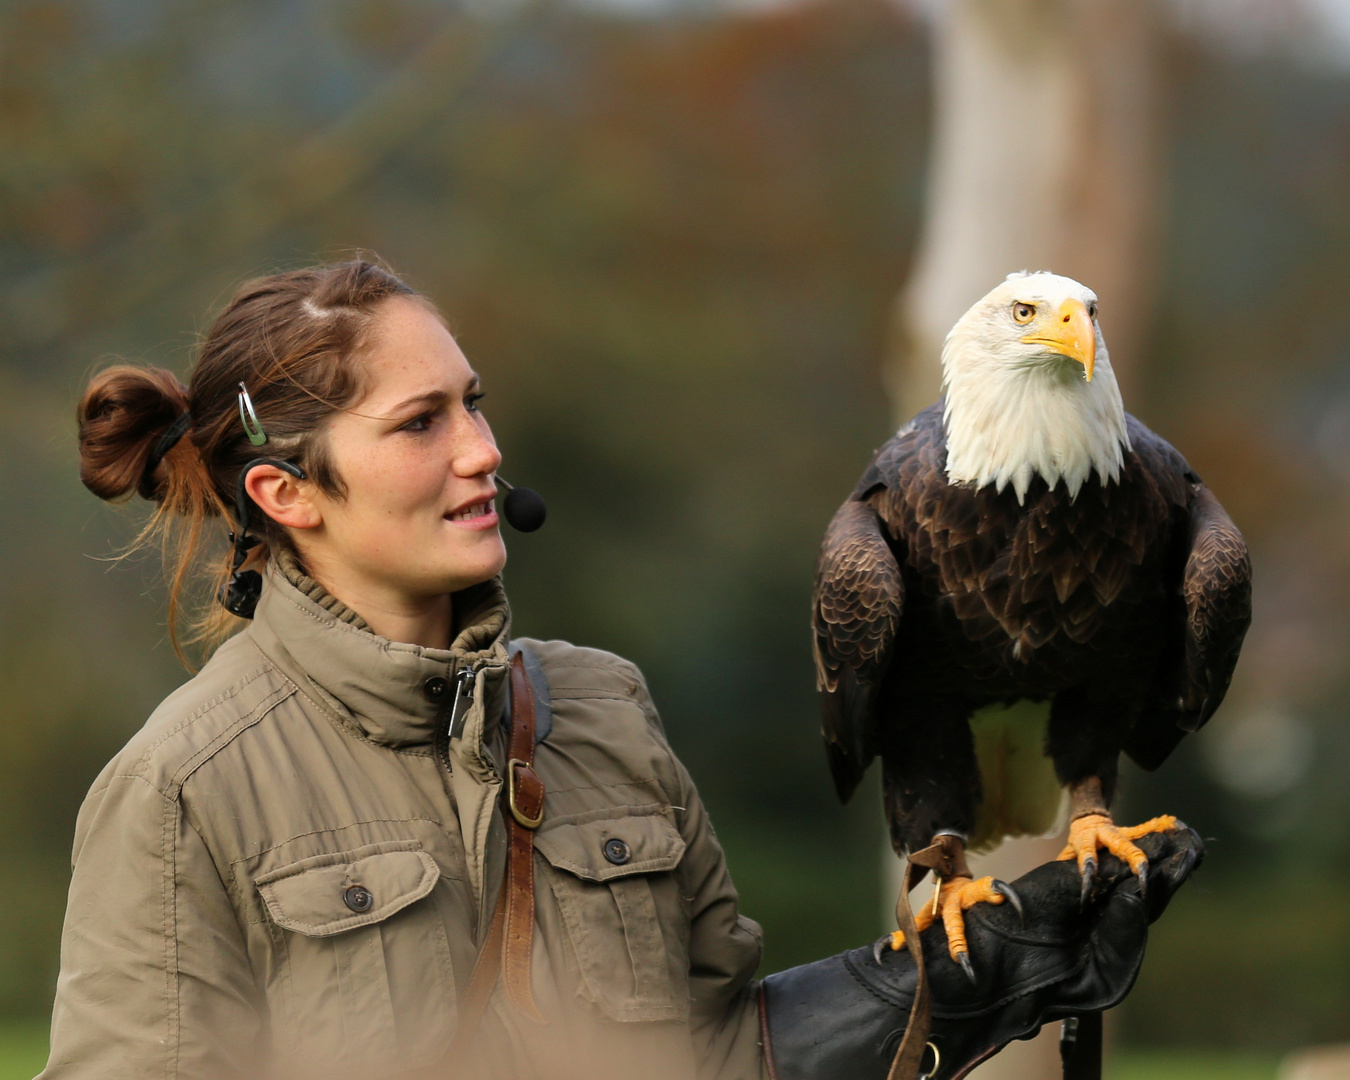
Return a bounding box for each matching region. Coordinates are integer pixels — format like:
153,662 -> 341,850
813,403 -> 1251,855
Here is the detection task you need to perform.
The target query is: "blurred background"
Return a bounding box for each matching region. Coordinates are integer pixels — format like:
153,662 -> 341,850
1,0 -> 1348,1076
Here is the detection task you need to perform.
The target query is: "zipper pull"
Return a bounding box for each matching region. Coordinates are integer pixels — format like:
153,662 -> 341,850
447,666 -> 478,742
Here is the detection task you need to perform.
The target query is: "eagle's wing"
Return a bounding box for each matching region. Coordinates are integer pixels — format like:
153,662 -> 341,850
812,496 -> 903,804
1177,481 -> 1252,729
1124,424 -> 1252,770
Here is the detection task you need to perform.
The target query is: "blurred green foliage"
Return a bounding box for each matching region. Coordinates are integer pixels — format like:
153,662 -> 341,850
1109,1053 -> 1278,1080
0,1025 -> 48,1080
0,0 -> 1347,1058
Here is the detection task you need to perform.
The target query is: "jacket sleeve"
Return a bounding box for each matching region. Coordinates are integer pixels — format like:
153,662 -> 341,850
40,771 -> 262,1080
634,680 -> 768,1080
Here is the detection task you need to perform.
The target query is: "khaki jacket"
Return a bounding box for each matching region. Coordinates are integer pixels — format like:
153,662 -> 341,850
40,560 -> 768,1080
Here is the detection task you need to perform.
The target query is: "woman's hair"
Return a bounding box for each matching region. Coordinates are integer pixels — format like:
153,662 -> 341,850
77,257 -> 421,662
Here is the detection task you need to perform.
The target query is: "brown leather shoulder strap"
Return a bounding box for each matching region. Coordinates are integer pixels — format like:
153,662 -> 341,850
502,649 -> 545,1021
447,652 -> 547,1057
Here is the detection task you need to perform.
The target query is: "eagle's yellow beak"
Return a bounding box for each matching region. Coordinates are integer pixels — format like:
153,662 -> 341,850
1021,299 -> 1096,382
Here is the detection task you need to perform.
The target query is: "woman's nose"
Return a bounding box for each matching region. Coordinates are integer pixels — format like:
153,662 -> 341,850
455,418 -> 502,477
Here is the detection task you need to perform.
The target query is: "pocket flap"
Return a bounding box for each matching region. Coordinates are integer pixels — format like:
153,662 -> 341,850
255,840 -> 440,937
534,807 -> 685,881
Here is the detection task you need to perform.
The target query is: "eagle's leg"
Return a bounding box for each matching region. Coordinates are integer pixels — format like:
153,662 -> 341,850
1058,776 -> 1177,902
879,702 -> 1018,977
1048,692 -> 1176,900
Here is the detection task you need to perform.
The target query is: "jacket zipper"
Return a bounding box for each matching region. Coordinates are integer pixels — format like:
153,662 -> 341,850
437,666 -> 478,770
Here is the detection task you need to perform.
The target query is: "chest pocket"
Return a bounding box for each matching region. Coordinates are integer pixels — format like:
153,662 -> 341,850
255,840 -> 455,1067
535,808 -> 690,1023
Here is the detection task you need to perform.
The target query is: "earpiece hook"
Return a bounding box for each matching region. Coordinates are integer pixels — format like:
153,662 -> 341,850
218,457 -> 307,619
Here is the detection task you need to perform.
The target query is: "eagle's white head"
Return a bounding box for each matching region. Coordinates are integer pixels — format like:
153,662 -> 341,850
941,271 -> 1129,504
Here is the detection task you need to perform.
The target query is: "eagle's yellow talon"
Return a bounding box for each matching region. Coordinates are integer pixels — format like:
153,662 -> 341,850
1117,814 -> 1177,841
1057,812 -> 1178,885
890,876 -> 1008,964
934,876 -> 1004,963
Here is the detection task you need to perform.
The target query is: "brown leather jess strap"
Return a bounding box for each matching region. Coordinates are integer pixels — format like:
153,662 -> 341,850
886,858 -> 933,1080
448,652 -> 546,1059
886,836 -> 968,1080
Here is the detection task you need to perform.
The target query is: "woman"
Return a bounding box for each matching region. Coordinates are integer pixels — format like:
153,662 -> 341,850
43,259 -> 1197,1080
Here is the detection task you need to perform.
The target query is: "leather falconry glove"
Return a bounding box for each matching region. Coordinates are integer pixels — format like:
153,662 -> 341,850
760,824 -> 1203,1080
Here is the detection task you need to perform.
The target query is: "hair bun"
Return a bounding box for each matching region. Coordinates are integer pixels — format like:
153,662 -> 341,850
78,365 -> 192,502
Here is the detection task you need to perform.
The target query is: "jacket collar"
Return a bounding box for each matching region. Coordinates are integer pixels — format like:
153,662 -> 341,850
246,554 -> 513,754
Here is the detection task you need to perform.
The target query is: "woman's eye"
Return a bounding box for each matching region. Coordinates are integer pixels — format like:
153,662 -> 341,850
1012,302 -> 1036,324
465,392 -> 486,413
402,412 -> 435,433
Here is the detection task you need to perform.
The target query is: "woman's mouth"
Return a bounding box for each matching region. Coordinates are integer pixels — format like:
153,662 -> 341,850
445,501 -> 499,530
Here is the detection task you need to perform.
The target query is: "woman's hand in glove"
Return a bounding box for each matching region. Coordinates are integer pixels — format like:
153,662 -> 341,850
760,823 -> 1204,1080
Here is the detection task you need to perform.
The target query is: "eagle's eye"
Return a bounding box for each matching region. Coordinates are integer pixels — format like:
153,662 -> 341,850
1088,301 -> 1098,319
1012,302 -> 1036,324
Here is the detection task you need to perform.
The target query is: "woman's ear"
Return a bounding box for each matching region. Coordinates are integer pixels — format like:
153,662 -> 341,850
244,464 -> 322,530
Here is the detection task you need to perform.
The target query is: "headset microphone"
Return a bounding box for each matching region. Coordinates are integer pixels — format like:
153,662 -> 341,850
495,475 -> 547,533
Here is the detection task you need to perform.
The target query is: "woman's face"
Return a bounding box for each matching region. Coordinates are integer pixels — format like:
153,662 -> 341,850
296,297 -> 507,604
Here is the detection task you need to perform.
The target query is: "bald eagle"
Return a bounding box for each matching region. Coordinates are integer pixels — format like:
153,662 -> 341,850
813,272 -> 1251,972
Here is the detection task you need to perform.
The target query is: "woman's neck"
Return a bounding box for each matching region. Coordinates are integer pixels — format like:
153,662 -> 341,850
288,548 -> 454,650
338,589 -> 453,651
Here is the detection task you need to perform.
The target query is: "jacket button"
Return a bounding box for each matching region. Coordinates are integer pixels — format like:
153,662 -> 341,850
422,676 -> 449,702
344,885 -> 374,913
602,838 -> 631,866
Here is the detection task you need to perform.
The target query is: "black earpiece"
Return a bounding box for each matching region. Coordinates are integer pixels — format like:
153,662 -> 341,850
495,475 -> 547,533
219,458 -> 307,619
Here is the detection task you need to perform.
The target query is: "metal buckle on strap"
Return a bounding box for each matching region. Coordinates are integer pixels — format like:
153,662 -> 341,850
507,758 -> 544,829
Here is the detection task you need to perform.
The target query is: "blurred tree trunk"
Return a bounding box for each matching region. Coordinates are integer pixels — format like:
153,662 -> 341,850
883,0 -> 1166,1075
889,0 -> 1163,414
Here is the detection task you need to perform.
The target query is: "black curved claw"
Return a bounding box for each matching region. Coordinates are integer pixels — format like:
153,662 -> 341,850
873,936 -> 888,965
1079,857 -> 1097,907
1135,864 -> 1149,900
955,950 -> 977,985
992,879 -> 1024,925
